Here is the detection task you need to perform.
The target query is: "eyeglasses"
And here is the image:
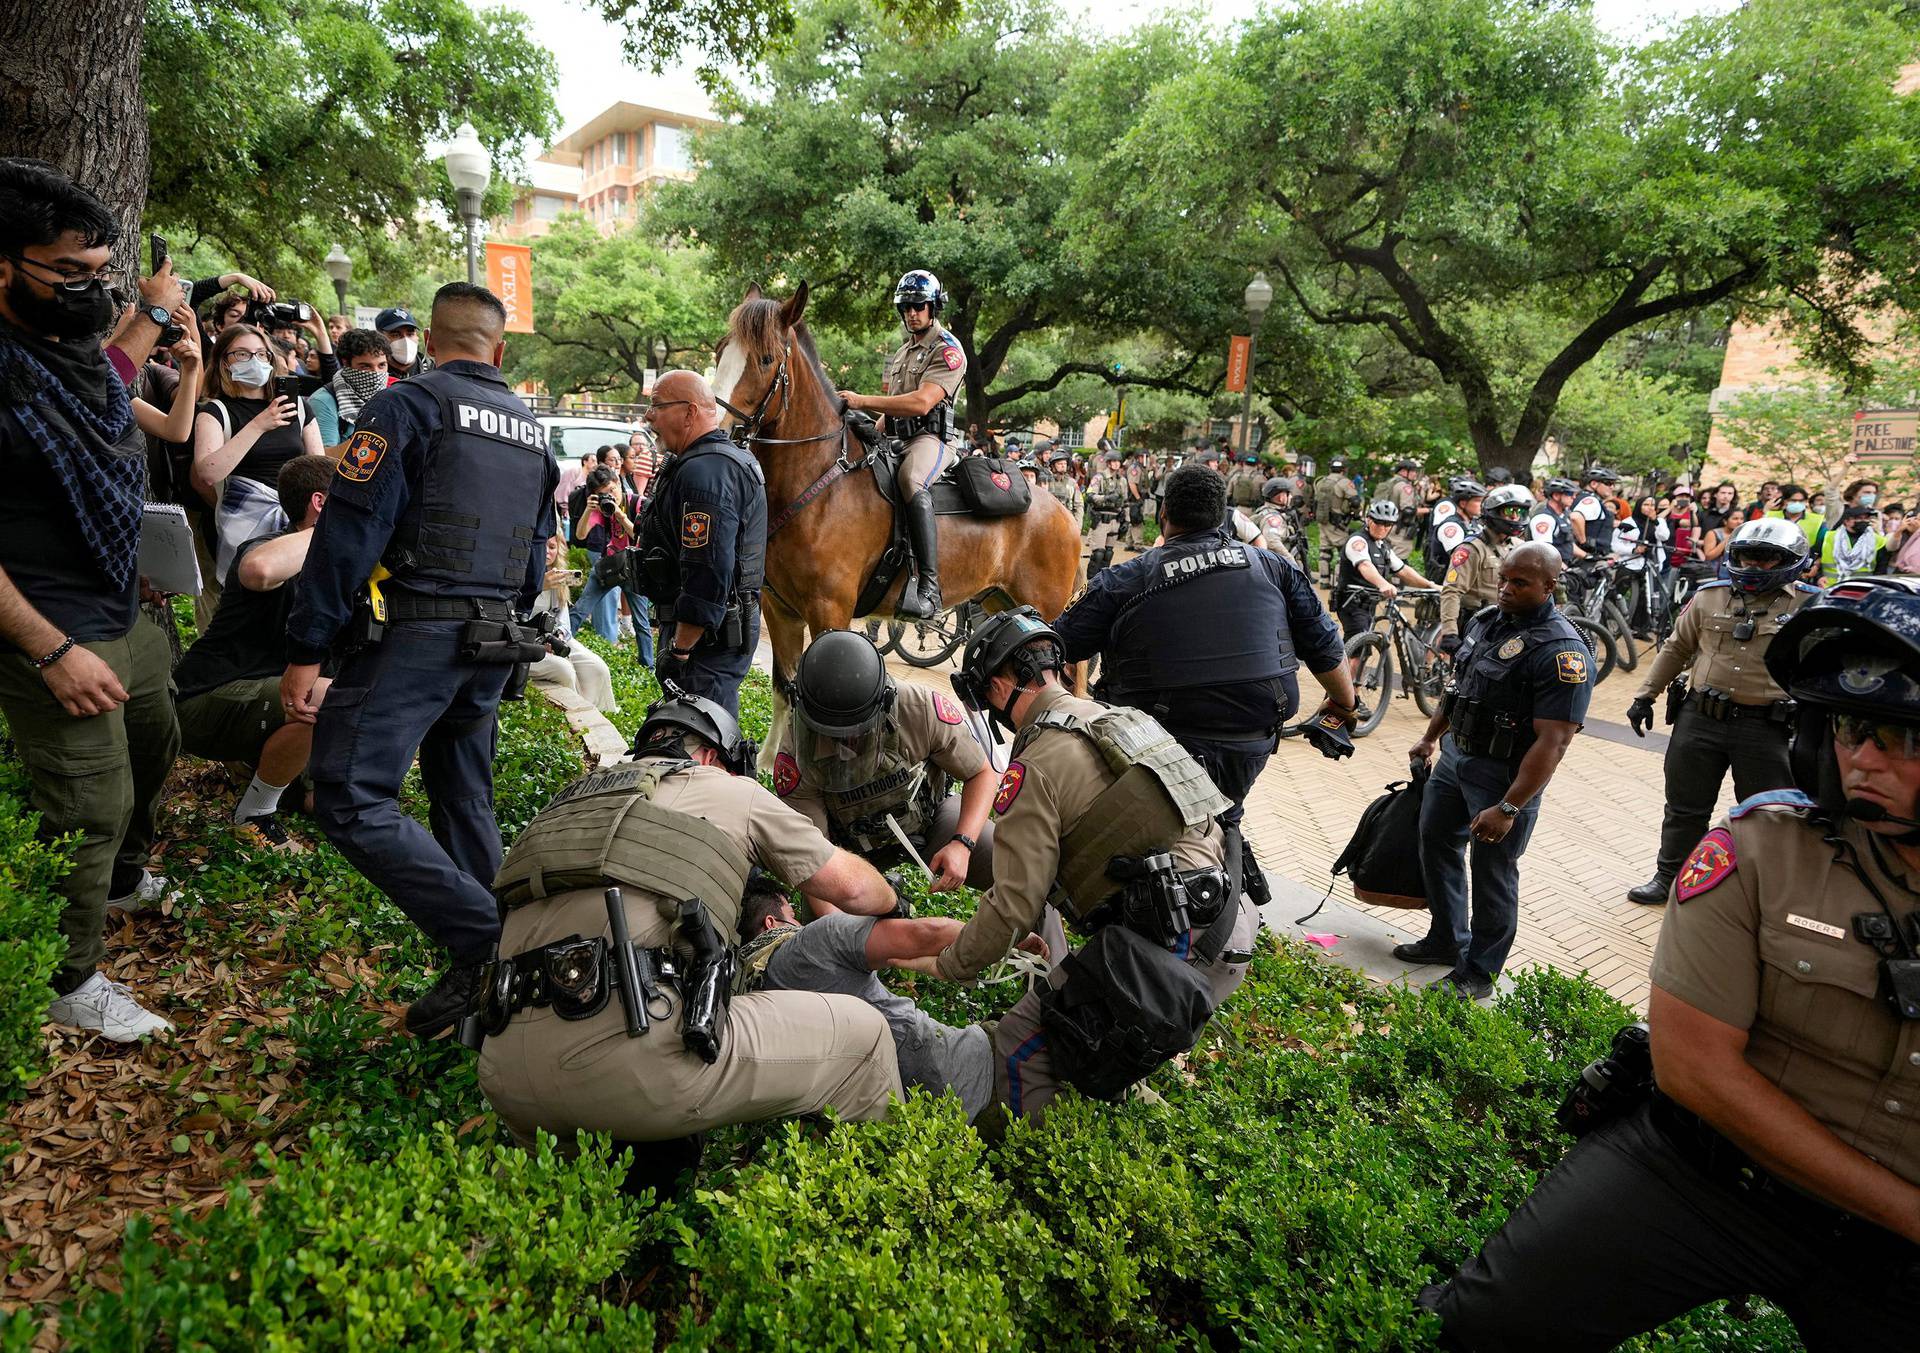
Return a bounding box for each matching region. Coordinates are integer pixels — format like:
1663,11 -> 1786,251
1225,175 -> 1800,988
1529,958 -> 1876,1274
5,252 -> 127,292
224,349 -> 269,363
646,399 -> 692,416
1834,715 -> 1920,760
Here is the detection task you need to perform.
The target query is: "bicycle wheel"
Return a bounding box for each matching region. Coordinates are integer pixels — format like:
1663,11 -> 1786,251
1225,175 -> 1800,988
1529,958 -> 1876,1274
864,618 -> 897,656
1344,631 -> 1392,738
1569,616 -> 1618,686
889,611 -> 968,668
1603,598 -> 1639,671
1405,631 -> 1446,717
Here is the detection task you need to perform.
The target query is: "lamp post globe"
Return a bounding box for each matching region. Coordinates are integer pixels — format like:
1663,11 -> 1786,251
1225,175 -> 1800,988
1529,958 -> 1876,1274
1239,271 -> 1273,457
323,243 -> 352,317
443,121 -> 493,285
652,336 -> 669,368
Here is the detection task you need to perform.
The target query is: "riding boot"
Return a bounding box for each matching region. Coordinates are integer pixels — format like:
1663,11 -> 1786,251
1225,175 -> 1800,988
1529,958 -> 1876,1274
898,490 -> 942,620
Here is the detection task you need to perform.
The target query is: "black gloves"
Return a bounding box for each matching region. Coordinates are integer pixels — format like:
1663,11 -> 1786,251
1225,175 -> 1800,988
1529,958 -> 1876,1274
1627,697 -> 1655,737
1302,712 -> 1355,761
656,646 -> 691,692
1437,633 -> 1463,656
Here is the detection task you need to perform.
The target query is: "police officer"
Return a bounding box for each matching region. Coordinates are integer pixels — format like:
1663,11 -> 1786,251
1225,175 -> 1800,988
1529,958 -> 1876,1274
1251,477 -> 1302,560
837,270 -> 963,619
1569,464 -> 1620,556
1426,577 -> 1920,1349
1313,456 -> 1361,587
282,282 -> 557,1037
1054,464 -> 1355,829
1384,458 -> 1421,554
772,629 -> 1000,890
1084,453 -> 1124,576
635,371 -> 766,717
1224,454 -> 1264,511
475,695 -> 903,1187
1335,502 -> 1439,689
936,608 -> 1261,1122
1484,466 -> 1514,488
1424,477 -> 1485,581
1622,518 -> 1819,904
1438,483 -> 1532,652
1045,449 -> 1084,526
1526,477 -> 1582,564
1393,542 -> 1594,999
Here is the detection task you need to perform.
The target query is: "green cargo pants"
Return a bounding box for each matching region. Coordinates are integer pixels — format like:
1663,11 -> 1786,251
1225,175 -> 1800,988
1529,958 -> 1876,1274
0,612 -> 179,994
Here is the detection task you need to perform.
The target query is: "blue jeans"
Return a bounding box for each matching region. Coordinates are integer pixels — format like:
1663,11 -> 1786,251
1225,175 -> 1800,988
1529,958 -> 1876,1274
1416,737 -> 1541,981
570,575 -> 654,666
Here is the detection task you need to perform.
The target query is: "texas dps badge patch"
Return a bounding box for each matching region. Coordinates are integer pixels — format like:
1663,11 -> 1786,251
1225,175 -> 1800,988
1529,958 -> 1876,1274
682,510 -> 711,549
773,751 -> 800,798
990,470 -> 1011,491
1498,637 -> 1525,659
942,341 -> 963,371
1556,650 -> 1588,685
336,430 -> 388,483
932,692 -> 964,725
993,761 -> 1026,815
1675,828 -> 1736,902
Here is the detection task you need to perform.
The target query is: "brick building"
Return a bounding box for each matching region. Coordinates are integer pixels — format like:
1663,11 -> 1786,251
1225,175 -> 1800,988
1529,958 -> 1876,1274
494,101 -> 721,240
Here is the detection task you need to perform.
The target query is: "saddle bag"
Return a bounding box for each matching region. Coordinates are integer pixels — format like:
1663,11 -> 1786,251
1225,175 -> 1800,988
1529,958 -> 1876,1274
1329,767 -> 1427,908
951,456 -> 1032,517
1038,924 -> 1214,1101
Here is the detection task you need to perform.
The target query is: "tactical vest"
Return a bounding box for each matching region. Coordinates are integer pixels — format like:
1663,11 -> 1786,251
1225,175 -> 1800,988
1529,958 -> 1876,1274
386,369 -> 552,596
1106,532 -> 1292,696
1047,478 -> 1081,514
816,727 -> 951,854
1447,606 -> 1584,760
1336,534 -> 1398,606
1012,704 -> 1229,922
640,434 -> 768,599
494,758 -> 754,939
1531,505 -> 1574,563
1577,494 -> 1615,554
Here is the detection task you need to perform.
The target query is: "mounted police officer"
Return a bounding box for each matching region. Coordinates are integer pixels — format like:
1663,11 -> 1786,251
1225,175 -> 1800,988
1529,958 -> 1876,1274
933,608 -> 1260,1122
635,371 -> 766,717
1426,576 -> 1920,1350
836,270 -> 964,619
1084,452 -> 1125,576
1054,464 -> 1354,828
476,695 -> 904,1191
1622,518 -> 1819,904
772,629 -> 1000,890
1384,458 -> 1421,554
1527,477 -> 1582,564
1424,477 -> 1485,581
282,282 -> 558,1038
1438,483 -> 1532,653
1393,542 -> 1594,999
1313,456 -> 1361,587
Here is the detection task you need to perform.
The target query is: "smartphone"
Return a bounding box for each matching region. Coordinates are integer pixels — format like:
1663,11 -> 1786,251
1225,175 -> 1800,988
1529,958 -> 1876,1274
273,375 -> 302,404
149,234 -> 168,275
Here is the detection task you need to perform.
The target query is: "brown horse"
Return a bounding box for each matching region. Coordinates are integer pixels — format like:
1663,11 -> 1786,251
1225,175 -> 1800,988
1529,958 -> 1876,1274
711,284 -> 1083,756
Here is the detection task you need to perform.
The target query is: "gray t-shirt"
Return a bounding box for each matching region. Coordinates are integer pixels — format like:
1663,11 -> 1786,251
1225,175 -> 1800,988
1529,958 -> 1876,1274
762,914 -> 992,1121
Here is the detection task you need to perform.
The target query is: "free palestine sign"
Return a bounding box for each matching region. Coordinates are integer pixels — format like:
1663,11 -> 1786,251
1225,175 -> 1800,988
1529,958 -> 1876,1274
1851,409 -> 1918,462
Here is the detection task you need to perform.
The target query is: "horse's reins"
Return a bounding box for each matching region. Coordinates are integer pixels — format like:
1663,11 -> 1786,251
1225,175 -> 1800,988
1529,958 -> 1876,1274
721,333 -> 868,538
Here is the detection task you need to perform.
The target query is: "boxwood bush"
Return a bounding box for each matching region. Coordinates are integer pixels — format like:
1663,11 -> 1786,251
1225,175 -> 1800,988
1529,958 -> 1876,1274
0,765 -> 69,1131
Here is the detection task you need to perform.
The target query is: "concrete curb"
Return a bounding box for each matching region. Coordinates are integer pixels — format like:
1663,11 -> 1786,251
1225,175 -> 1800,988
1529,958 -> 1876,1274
531,678 -> 629,767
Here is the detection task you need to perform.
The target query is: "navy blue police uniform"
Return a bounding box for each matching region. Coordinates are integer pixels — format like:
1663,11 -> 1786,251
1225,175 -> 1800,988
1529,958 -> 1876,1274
1415,601 -> 1593,984
638,427 -> 767,717
1054,524 -> 1345,828
287,359 -> 557,968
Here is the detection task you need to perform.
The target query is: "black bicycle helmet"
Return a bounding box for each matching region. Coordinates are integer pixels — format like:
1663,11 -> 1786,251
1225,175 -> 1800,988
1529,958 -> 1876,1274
1449,476 -> 1487,502
1544,477 -> 1578,498
1485,466 -> 1514,486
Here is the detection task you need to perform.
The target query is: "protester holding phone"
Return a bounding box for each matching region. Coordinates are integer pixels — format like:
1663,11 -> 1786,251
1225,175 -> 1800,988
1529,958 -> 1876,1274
192,322 -> 323,576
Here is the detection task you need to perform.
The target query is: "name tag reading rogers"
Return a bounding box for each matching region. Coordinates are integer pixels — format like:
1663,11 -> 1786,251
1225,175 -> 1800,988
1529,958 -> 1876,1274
1786,913 -> 1847,940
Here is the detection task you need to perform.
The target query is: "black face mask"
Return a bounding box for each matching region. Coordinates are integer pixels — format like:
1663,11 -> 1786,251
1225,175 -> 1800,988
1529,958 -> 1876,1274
6,271 -> 118,340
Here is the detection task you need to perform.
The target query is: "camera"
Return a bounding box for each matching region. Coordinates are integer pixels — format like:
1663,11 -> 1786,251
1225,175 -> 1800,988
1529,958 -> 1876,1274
246,299 -> 312,329
1555,1022 -> 1653,1138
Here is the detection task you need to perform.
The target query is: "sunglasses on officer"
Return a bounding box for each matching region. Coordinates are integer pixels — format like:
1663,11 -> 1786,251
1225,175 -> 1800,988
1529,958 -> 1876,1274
1834,715 -> 1920,760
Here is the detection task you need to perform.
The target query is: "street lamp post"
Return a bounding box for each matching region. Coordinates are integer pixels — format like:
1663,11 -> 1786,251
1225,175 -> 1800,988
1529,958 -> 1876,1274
322,243 -> 352,317
442,121 -> 492,286
652,335 -> 669,370
1240,270 -> 1273,460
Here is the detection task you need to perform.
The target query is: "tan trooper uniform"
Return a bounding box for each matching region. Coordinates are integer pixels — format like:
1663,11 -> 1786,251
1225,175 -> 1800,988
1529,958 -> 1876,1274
1438,531 -> 1509,639
1313,472 -> 1361,583
1224,464 -> 1264,509
934,686 -> 1258,1122
1046,471 -> 1084,526
1084,468 -> 1123,552
883,321 -> 966,495
1634,582 -> 1818,705
1251,502 -> 1297,555
1386,474 -> 1420,553
477,758 -> 902,1147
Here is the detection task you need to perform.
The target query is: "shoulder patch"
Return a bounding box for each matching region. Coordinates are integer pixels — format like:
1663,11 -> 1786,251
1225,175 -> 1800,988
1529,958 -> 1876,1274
993,761 -> 1027,815
336,429 -> 389,483
773,751 -> 799,797
1674,828 -> 1736,902
933,692 -> 964,726
1556,649 -> 1588,685
1450,544 -> 1471,569
682,510 -> 711,549
941,338 -> 963,371
1530,516 -> 1552,538
1729,788 -> 1816,820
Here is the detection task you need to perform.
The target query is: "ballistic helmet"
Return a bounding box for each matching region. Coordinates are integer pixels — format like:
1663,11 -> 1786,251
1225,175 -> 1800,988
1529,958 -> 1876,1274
1727,518 -> 1811,595
1364,500 -> 1401,525
1262,477 -> 1294,502
1394,458 -> 1419,473
1329,456 -> 1347,470
635,693 -> 756,775
1482,484 -> 1535,538
953,606 -> 1064,722
892,269 -> 945,317
1485,466 -> 1515,486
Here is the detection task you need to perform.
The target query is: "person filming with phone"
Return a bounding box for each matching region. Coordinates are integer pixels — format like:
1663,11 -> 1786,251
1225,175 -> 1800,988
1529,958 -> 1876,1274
192,322 -> 324,578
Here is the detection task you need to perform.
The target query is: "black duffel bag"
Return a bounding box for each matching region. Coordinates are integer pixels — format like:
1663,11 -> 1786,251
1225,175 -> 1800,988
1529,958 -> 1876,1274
1039,924 -> 1214,1101
1329,766 -> 1428,909
952,456 -> 1033,516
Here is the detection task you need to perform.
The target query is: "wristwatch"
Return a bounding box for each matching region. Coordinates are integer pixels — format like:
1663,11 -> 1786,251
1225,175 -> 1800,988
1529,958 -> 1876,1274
951,833 -> 977,852
1497,800 -> 1521,818
144,304 -> 171,327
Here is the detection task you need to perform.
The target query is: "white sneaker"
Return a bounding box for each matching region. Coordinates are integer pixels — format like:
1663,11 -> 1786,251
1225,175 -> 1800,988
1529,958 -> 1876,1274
106,869 -> 178,915
46,972 -> 174,1041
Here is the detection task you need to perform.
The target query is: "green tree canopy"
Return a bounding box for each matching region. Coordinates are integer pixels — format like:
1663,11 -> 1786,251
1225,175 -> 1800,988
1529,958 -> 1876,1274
1080,0 -> 1920,478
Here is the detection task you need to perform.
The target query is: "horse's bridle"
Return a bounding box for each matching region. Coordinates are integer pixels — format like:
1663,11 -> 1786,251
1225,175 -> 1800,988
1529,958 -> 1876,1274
716,337 -> 843,450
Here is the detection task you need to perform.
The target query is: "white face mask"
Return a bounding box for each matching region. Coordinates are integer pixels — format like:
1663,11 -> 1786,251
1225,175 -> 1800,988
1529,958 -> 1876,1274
228,356 -> 272,388
389,336 -> 417,366
1861,492 -> 1878,508
1785,500 -> 1807,516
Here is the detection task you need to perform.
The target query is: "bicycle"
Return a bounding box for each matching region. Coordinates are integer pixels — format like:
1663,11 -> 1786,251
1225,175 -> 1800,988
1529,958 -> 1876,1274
1340,588 -> 1449,738
887,598 -> 986,668
1564,558 -> 1639,672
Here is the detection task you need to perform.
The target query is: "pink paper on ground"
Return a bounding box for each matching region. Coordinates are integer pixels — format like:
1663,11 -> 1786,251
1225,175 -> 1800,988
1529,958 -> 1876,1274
1302,933 -> 1340,949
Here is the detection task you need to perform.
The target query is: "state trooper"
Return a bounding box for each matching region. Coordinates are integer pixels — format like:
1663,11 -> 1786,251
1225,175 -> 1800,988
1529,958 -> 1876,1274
772,629 -> 1000,890
282,282 -> 558,1037
1438,483 -> 1532,652
1424,477 -> 1485,581
1568,464 -> 1621,557
1622,518 -> 1819,904
1334,501 -> 1439,694
1393,543 -> 1594,999
1251,477 -> 1302,560
1526,477 -> 1582,564
1313,456 -> 1361,586
1224,453 -> 1265,511
475,695 -> 903,1190
837,270 -> 964,618
1045,449 -> 1084,526
1083,452 -> 1125,576
932,608 -> 1261,1122
1426,577 -> 1920,1350
1384,458 -> 1422,555
634,371 -> 766,717
1055,464 -> 1354,828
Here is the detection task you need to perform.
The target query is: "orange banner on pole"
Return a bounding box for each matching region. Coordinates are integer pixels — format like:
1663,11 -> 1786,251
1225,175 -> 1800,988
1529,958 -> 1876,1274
1225,334 -> 1251,393
485,242 -> 534,333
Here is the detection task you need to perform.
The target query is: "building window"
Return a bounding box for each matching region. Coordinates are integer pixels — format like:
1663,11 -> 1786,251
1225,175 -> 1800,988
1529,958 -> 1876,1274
532,194 -> 563,221
653,123 -> 691,172
612,135 -> 626,165
1058,425 -> 1085,448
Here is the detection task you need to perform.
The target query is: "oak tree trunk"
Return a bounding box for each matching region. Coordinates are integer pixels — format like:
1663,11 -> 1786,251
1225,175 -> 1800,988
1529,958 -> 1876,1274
0,0 -> 150,270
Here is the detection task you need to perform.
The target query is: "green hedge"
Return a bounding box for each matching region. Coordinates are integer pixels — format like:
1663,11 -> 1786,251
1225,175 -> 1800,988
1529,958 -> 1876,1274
0,767 -> 70,1131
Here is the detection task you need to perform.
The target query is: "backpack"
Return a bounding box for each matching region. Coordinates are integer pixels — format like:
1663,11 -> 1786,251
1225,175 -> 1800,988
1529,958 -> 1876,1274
1329,769 -> 1428,908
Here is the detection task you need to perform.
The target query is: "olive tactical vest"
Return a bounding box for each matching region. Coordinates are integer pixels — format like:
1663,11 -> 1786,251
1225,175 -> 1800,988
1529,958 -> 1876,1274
494,758 -> 754,937
817,726 -> 951,854
1012,704 -> 1230,920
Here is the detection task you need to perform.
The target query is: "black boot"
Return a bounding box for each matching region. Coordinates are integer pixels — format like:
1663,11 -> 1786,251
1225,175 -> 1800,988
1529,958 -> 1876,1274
1089,546 -> 1113,578
898,489 -> 942,620
1626,875 -> 1673,906
405,962 -> 486,1039
1391,937 -> 1459,966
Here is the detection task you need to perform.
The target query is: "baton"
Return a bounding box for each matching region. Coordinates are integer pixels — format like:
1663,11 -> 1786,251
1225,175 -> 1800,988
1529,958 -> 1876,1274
604,887 -> 649,1037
